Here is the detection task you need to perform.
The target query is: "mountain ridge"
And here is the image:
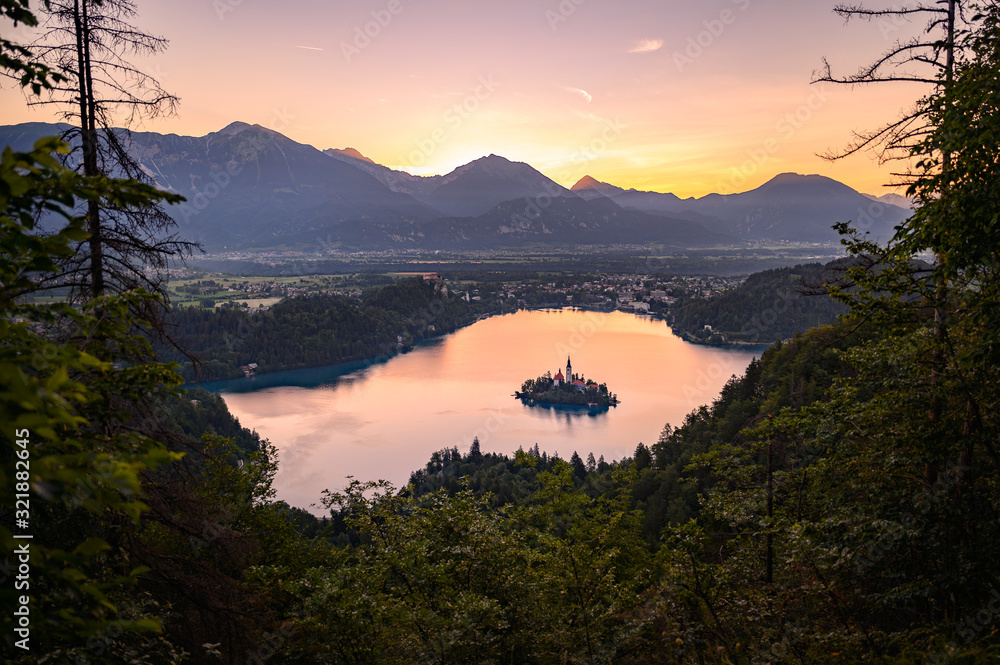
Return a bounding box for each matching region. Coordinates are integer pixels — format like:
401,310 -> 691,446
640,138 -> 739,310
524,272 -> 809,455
0,121 -> 913,249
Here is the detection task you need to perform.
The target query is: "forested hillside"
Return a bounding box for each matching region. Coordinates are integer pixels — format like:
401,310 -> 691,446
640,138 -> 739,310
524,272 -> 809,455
394,321 -> 866,543
670,262 -> 848,343
161,278 -> 482,382
5,1 -> 1000,663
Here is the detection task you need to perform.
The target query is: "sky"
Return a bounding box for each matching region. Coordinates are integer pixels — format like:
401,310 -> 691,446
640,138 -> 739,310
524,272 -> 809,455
0,0 -> 933,197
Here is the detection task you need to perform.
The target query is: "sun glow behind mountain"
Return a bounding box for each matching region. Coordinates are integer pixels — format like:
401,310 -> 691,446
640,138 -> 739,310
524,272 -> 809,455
0,0 -> 927,197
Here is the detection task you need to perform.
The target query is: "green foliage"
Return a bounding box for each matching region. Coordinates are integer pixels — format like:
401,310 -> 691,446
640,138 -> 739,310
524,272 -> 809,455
161,278 -> 481,382
640,18 -> 1000,654
899,4 -> 1000,368
245,459 -> 656,664
4,3 -> 999,662
161,387 -> 264,457
1,138 -> 185,658
0,0 -> 65,94
671,262 -> 848,343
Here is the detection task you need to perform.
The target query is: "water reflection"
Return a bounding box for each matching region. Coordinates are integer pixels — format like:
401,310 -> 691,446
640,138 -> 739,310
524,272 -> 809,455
518,401 -> 611,421
216,309 -> 765,513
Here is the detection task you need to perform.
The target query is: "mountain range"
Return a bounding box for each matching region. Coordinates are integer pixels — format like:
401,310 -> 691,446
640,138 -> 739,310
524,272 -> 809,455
0,121 -> 913,251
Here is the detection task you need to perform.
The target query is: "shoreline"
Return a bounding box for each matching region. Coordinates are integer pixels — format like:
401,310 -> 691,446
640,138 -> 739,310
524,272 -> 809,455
189,305 -> 762,392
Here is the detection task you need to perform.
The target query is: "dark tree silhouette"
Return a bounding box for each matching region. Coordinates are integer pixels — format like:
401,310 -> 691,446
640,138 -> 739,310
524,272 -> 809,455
814,1 -> 972,490
814,1 -> 966,177
27,0 -> 197,309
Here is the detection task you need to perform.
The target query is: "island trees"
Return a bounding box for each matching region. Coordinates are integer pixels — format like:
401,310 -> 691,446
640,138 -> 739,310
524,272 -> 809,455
516,372 -> 617,407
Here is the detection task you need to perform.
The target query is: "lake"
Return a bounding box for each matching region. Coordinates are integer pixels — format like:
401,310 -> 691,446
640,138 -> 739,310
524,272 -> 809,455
210,309 -> 764,513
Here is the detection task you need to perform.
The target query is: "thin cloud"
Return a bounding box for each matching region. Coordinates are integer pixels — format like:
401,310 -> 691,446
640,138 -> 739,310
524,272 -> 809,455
294,45 -> 324,51
565,87 -> 593,104
628,39 -> 663,54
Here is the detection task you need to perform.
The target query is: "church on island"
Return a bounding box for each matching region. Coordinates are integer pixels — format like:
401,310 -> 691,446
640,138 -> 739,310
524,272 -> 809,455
515,357 -> 618,408
552,357 -> 586,389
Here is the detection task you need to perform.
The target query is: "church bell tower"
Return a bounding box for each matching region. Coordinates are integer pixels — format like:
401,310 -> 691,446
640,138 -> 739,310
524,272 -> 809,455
566,356 -> 572,383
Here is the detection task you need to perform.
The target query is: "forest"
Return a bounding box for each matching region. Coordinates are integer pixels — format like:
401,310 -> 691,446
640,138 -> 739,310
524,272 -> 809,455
3,0 -> 999,663
669,262 -> 849,344
160,278 -> 484,382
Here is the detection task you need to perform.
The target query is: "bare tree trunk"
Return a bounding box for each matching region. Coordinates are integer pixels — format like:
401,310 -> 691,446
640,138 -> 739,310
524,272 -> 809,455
926,0 -> 957,494
72,0 -> 104,297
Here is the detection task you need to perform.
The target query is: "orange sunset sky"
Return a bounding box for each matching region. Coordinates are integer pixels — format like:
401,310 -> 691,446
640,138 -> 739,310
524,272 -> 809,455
1,0 -> 932,197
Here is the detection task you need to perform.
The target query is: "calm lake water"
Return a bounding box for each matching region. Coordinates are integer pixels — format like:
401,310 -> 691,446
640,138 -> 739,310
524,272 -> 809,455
210,309 -> 763,513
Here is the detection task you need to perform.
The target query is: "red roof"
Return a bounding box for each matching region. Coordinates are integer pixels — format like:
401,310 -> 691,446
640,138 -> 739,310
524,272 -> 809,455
573,380 -> 586,386
554,371 -> 564,380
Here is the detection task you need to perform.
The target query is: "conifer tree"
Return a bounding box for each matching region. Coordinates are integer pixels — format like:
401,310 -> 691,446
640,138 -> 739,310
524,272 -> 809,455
27,0 -> 196,310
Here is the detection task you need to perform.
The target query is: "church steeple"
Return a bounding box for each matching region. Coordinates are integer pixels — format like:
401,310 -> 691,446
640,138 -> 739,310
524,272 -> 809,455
566,356 -> 572,383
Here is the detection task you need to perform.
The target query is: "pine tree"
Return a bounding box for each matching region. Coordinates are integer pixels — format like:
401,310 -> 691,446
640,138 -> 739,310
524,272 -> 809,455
28,0 -> 196,312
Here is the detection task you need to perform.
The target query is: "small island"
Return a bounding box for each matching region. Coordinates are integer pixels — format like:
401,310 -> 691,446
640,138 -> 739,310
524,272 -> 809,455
515,357 -> 619,408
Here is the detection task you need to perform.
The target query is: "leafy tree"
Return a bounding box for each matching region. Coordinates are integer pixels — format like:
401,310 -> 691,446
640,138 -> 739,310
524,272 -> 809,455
0,0 -> 64,94
1,137 -> 188,661
816,0 -> 971,492
646,7 -> 1000,661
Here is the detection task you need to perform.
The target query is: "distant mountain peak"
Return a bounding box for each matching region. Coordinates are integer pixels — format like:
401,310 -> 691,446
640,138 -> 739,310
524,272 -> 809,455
767,172 -> 821,184
216,121 -> 252,136
326,147 -> 375,164
755,172 -> 857,194
864,191 -> 917,209
570,175 -> 626,201
571,175 -> 608,191
442,154 -> 531,180
456,154 -> 520,170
